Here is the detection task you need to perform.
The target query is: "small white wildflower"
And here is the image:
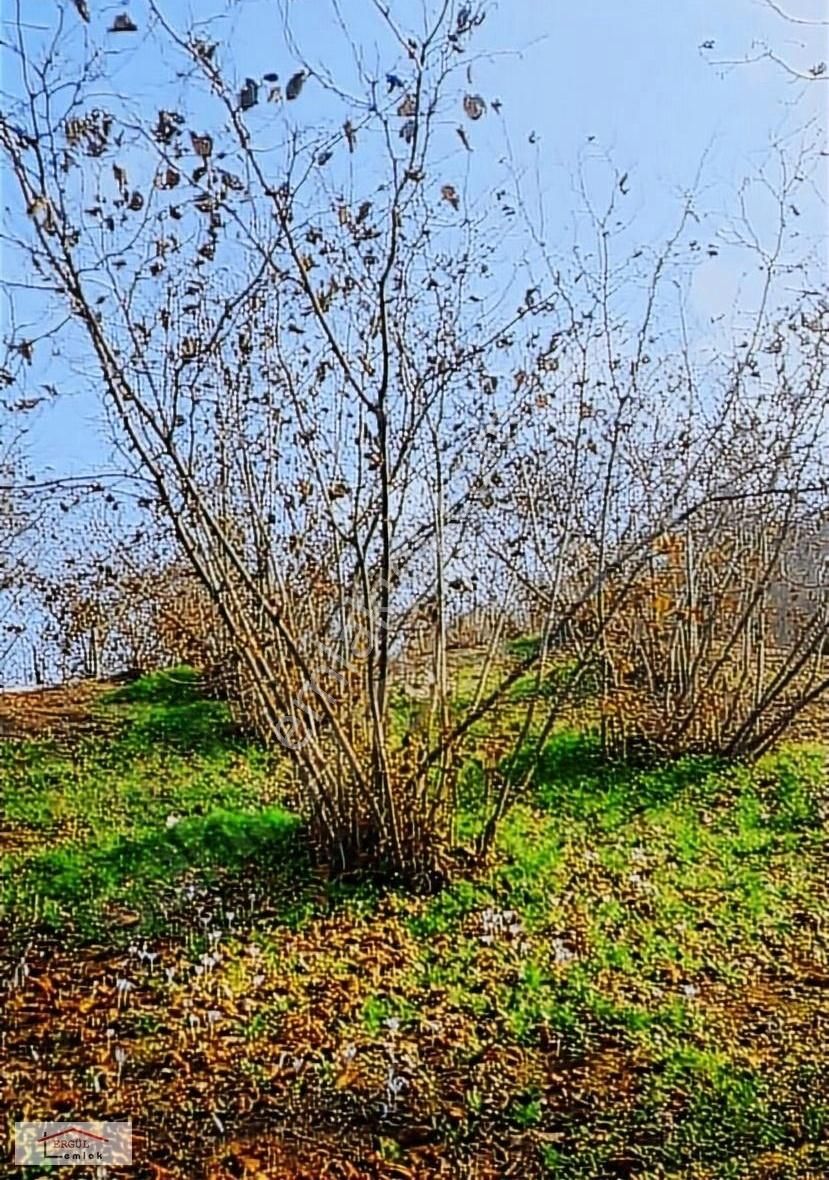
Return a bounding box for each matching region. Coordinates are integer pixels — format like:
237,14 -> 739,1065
552,938 -> 575,965
11,959 -> 29,989
115,977 -> 135,1006
386,1068 -> 407,1103
165,813 -> 181,829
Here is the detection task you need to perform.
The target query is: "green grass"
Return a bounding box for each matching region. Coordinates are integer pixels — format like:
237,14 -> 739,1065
506,634 -> 544,661
0,669 -> 304,939
102,664 -> 205,705
509,658 -> 602,705
404,730 -> 827,1175
102,665 -> 241,753
4,806 -> 304,937
1,662 -> 827,1177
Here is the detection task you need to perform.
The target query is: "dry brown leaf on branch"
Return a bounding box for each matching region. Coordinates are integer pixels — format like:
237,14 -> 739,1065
441,184 -> 459,210
109,12 -> 138,33
286,71 -> 306,100
456,126 -> 472,151
190,131 -> 213,159
239,78 -> 259,111
155,167 -> 180,189
463,93 -> 486,120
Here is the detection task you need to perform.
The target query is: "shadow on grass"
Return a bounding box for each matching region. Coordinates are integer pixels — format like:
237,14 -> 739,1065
102,667 -> 241,756
1,806 -> 313,940
507,730 -> 726,824
508,659 -> 602,705
103,666 -> 206,708
122,700 -> 240,755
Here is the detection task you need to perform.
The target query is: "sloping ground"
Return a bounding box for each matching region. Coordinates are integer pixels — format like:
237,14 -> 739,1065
2,837 -> 828,1179
0,671 -> 828,1178
0,681 -> 122,858
0,680 -> 116,743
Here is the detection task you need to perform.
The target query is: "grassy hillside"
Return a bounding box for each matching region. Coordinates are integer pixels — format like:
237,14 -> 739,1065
1,667 -> 827,1178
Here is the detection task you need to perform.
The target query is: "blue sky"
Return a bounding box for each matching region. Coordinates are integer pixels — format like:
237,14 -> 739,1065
2,0 -> 827,477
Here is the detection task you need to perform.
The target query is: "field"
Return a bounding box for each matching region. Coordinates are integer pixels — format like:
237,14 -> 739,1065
1,667 -> 828,1179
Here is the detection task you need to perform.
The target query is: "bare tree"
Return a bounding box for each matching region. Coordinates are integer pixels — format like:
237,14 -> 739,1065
32,509 -> 232,685
0,336 -> 45,683
0,1 -> 547,882
703,0 -> 829,83
1,2 -> 826,881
